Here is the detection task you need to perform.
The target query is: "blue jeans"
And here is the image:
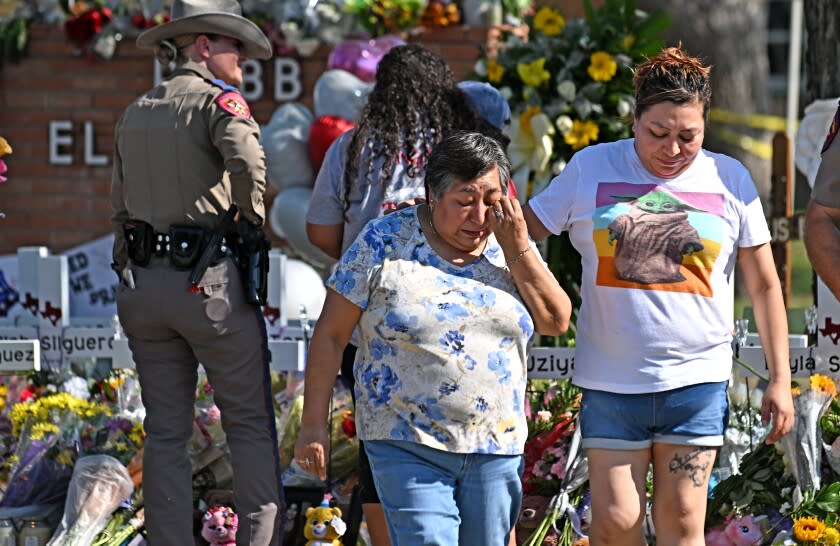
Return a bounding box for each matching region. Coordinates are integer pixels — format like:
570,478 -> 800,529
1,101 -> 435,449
365,440 -> 523,546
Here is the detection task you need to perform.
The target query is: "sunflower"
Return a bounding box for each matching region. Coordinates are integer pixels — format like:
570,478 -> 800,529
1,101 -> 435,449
792,516 -> 825,543
822,527 -> 840,546
810,373 -> 838,397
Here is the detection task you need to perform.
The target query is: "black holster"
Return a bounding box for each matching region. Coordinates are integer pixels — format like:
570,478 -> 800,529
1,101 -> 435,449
123,220 -> 154,266
236,224 -> 270,306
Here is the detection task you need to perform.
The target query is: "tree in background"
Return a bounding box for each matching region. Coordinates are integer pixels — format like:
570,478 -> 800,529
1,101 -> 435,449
804,0 -> 840,102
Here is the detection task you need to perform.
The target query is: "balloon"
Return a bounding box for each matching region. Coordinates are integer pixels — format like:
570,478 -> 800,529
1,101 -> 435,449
313,69 -> 372,122
260,103 -> 314,191
327,35 -> 406,83
269,187 -> 336,268
308,115 -> 355,174
282,258 -> 327,320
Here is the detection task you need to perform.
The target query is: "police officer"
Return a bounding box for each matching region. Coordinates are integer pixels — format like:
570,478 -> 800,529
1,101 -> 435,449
805,101 -> 840,300
110,1 -> 283,544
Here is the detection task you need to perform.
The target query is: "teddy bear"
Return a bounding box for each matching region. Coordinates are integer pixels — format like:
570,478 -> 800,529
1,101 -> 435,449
201,505 -> 238,546
304,496 -> 347,546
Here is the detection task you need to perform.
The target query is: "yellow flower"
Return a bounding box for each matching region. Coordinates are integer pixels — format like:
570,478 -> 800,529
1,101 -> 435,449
30,422 -> 59,440
487,58 -> 505,84
810,373 -> 837,397
564,120 -> 599,150
517,57 -> 551,88
793,516 -> 825,543
587,51 -> 618,82
0,137 -> 11,157
533,7 -> 565,37
791,386 -> 801,397
823,527 -> 840,546
621,34 -> 636,51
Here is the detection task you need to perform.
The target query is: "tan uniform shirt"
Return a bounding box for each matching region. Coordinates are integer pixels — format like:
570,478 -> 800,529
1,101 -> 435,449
813,103 -> 840,208
111,61 -> 266,269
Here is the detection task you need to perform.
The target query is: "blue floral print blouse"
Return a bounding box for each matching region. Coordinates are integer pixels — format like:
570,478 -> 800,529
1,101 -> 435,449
326,206 -> 539,455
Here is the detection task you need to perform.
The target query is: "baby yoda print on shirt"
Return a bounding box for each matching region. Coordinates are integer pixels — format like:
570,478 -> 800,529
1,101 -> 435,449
593,183 -> 725,296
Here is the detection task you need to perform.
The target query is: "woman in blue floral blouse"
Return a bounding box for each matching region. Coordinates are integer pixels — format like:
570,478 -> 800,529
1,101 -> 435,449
295,131 -> 571,545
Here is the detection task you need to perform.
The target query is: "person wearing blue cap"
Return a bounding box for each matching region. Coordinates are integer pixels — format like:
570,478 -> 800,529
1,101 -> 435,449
458,80 -> 511,132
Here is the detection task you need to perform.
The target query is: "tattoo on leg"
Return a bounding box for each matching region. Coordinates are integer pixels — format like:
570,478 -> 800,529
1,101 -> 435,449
668,448 -> 712,487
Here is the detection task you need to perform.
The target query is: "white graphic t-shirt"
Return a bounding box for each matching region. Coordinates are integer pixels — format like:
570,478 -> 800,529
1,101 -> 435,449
529,139 -> 771,393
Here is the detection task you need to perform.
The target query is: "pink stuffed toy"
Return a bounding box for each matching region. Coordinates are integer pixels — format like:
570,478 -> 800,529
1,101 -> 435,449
201,505 -> 238,546
705,514 -> 765,546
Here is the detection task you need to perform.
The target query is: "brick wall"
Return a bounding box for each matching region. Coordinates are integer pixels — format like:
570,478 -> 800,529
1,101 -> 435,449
0,1 -> 598,255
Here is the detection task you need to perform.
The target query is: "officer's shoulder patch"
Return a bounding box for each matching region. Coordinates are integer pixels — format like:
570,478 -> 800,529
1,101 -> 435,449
821,102 -> 840,154
215,91 -> 252,119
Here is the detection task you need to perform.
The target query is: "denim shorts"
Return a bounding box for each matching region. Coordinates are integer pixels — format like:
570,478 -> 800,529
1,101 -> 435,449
579,381 -> 729,450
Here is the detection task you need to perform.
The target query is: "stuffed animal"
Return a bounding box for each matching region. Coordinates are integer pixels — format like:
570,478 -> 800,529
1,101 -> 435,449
201,505 -> 238,546
515,495 -> 561,546
705,514 -> 766,546
304,496 -> 346,546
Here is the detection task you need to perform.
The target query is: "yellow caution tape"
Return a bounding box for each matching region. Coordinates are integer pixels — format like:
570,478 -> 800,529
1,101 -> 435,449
711,127 -> 774,160
709,108 -> 792,133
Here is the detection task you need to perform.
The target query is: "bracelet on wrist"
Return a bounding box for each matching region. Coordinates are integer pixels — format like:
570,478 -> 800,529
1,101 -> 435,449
506,246 -> 531,267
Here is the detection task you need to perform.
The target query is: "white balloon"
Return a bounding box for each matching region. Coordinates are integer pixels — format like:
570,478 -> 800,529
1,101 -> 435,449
313,69 -> 373,122
261,103 -> 314,192
283,258 -> 327,320
271,187 -> 336,268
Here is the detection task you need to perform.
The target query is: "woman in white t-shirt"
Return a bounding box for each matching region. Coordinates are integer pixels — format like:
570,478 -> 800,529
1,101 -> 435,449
523,47 -> 794,546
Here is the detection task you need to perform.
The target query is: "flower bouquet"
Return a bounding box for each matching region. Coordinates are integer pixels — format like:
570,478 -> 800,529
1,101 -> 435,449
344,0 -> 427,38
768,482 -> 840,545
46,454 -> 133,546
780,375 -> 838,498
277,379 -> 359,488
1,393 -> 111,508
518,380 -> 589,546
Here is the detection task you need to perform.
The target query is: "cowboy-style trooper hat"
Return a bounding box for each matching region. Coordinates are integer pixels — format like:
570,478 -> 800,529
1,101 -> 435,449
136,0 -> 272,60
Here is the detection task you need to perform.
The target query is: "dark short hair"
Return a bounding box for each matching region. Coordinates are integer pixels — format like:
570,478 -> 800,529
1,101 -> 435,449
424,132 -> 511,200
633,46 -> 712,119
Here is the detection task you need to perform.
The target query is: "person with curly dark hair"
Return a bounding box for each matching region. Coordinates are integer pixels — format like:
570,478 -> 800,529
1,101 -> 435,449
305,44 -> 499,546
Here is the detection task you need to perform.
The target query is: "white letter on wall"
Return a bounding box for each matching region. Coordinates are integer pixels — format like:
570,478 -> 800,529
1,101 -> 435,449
241,60 -> 263,102
49,121 -> 73,165
274,58 -> 302,102
84,121 -> 108,166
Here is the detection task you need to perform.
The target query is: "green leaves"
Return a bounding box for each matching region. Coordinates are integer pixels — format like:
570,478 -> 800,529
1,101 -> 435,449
0,17 -> 29,69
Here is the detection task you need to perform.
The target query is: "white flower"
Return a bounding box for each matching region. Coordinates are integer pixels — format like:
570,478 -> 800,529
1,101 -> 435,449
555,115 -> 573,135
499,86 -> 513,100
729,382 -> 748,406
473,59 -> 487,77
748,388 -> 764,411
536,410 -> 552,422
61,377 -> 90,400
779,501 -> 791,515
556,80 -> 576,102
617,98 -> 633,117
